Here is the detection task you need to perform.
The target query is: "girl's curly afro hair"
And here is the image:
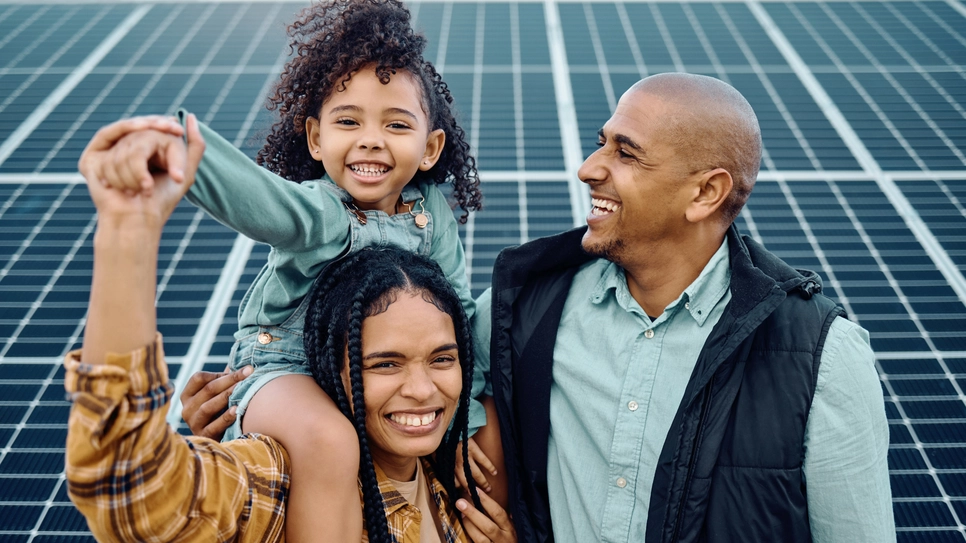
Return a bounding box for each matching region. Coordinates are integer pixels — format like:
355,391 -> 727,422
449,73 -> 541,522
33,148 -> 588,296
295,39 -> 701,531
256,0 -> 482,222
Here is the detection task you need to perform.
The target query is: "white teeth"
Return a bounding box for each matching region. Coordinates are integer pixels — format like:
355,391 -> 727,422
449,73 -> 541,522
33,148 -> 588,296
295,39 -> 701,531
390,411 -> 437,427
350,164 -> 389,176
591,198 -> 620,214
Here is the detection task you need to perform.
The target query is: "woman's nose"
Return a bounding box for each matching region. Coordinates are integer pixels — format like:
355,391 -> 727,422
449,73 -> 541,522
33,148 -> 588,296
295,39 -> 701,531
401,365 -> 436,400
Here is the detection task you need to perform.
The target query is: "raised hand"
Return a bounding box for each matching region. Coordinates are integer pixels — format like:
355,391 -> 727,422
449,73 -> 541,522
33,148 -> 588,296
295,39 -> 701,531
79,114 -> 200,222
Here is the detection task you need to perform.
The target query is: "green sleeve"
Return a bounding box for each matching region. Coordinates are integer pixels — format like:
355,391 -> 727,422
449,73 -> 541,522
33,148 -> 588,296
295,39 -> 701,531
421,183 -> 487,433
178,111 -> 351,254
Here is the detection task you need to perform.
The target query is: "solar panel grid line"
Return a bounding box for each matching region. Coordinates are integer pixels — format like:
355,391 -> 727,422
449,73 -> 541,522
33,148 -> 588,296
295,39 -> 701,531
582,3 -> 618,111
510,3 -> 530,243
879,174 -> 966,307
775,178 -> 855,315
0,5 -> 50,55
747,2 -> 966,315
746,0 -> 879,174
613,2 -> 648,77
0,212 -> 92,458
932,179 -> 966,218
30,4 -> 189,175
825,179 -> 966,402
917,0 -> 966,53
943,0 -> 966,18
166,234 -> 255,425
163,4 -> 254,119
647,2 -> 685,71
202,3 -> 284,124
716,4 -> 829,172
0,5 -> 18,29
167,37 -> 292,424
543,0 -> 588,226
0,185 -> 74,285
155,211 -> 206,304
433,2 -> 453,71
879,4 -> 966,104
819,3 -> 966,169
783,2 -> 933,171
115,5 -> 220,119
0,6 -> 84,78
681,4 -> 726,79
0,4 -> 150,169
782,180 -> 965,533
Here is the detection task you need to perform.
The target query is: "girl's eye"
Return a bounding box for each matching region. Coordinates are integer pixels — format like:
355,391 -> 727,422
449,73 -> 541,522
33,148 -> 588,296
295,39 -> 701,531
618,149 -> 633,159
366,361 -> 396,370
336,118 -> 358,126
388,122 -> 411,130
432,355 -> 457,365
596,140 -> 605,148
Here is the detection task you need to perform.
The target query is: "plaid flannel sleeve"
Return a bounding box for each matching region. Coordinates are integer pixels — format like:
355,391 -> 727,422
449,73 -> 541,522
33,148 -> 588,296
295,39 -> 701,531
64,335 -> 290,543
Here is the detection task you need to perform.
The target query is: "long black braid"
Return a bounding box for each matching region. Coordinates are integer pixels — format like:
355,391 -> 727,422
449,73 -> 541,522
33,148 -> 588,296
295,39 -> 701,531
303,247 -> 481,541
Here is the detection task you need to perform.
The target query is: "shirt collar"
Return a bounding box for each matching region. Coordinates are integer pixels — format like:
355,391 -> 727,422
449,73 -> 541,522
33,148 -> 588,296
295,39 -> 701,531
591,238 -> 731,327
320,174 -> 423,204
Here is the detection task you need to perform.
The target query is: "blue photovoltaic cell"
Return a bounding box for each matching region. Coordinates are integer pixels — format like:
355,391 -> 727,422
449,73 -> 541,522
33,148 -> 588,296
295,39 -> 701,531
0,1 -> 965,541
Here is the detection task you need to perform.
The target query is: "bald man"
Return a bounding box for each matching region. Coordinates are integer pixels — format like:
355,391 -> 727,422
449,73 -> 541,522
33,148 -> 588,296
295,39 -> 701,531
481,73 -> 894,542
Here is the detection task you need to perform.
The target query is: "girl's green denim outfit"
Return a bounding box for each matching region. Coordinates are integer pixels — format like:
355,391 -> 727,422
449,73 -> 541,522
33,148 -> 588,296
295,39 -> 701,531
180,113 -> 482,441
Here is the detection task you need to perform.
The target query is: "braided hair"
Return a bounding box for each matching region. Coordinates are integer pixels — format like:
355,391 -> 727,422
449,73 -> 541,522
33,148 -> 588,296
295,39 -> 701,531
257,0 -> 482,222
303,247 -> 481,541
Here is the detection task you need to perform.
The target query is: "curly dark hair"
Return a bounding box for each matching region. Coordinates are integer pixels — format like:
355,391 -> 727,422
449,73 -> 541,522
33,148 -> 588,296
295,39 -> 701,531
303,247 -> 481,542
256,0 -> 482,222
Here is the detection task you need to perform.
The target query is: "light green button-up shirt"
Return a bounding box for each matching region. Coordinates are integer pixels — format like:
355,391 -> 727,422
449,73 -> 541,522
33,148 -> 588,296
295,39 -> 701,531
545,239 -> 894,543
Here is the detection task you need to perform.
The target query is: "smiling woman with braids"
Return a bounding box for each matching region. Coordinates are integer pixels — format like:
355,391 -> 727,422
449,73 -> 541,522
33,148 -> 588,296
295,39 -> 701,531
66,122 -> 516,542
81,0 -> 504,540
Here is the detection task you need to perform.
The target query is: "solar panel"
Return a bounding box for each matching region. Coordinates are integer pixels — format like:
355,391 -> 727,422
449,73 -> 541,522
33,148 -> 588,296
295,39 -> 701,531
0,1 -> 964,541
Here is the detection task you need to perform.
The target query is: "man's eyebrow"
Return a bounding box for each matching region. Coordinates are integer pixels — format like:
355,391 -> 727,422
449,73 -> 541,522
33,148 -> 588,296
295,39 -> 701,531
598,129 -> 644,153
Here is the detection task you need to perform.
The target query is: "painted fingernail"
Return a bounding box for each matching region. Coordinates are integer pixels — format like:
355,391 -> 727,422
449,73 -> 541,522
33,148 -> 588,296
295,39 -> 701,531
456,499 -> 467,511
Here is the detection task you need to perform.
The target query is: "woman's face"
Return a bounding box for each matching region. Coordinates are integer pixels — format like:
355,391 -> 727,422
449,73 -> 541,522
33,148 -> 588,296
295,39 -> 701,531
353,289 -> 462,480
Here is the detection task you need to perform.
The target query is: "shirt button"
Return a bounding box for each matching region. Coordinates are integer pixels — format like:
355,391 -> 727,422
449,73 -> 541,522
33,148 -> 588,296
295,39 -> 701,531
616,477 -> 627,488
644,329 -> 655,339
628,401 -> 639,411
257,332 -> 273,345
685,302 -> 691,310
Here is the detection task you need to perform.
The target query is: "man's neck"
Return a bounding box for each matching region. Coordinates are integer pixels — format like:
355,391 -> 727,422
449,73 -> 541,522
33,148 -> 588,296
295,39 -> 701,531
622,233 -> 726,318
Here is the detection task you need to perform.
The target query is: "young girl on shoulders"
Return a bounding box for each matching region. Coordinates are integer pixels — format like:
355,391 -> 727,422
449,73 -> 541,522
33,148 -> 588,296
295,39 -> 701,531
87,0 -> 500,540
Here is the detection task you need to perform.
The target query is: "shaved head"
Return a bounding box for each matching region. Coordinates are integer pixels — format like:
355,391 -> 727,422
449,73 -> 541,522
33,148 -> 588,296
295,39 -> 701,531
628,73 -> 761,223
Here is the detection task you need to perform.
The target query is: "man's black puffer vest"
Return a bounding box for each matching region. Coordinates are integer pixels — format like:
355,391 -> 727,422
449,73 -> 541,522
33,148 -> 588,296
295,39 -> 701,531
490,225 -> 845,543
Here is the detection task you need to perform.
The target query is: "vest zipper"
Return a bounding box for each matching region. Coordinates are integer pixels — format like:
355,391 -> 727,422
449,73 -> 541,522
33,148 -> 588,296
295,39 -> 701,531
671,374 -> 715,543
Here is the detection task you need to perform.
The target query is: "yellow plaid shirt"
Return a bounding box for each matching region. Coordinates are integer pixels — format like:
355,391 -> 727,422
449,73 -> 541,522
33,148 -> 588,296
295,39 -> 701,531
64,336 -> 467,543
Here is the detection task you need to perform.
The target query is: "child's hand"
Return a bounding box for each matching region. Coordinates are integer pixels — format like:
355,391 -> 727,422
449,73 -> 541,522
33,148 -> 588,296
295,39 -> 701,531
457,492 -> 517,543
79,116 -> 188,197
79,114 -> 203,222
455,436 -> 498,493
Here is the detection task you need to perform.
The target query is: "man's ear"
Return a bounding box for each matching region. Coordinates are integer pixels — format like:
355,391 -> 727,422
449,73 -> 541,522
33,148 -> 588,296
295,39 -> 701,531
419,129 -> 446,171
305,117 -> 324,161
686,168 -> 733,223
